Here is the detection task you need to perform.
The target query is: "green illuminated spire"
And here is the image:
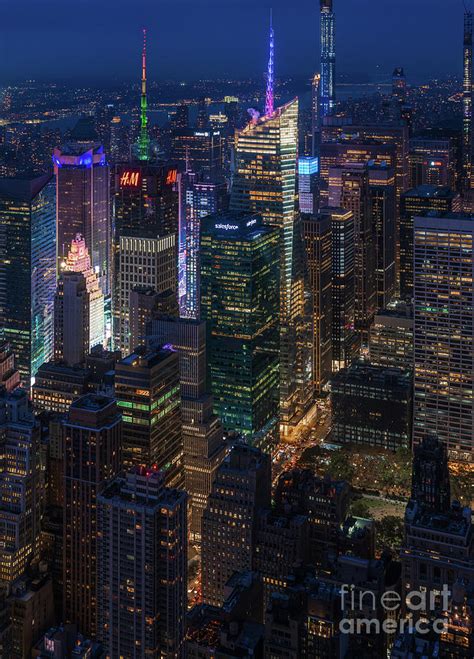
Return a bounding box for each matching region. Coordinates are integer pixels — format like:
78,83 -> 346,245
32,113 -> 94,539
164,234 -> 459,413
138,28 -> 150,161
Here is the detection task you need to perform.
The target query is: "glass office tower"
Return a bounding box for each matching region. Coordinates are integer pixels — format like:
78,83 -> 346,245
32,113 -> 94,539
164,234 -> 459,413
0,174 -> 56,386
200,212 -> 280,450
231,99 -> 313,432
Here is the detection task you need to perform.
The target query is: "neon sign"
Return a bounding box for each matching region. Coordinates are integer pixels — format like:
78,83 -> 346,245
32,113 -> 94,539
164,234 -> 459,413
165,169 -> 178,185
120,171 -> 141,187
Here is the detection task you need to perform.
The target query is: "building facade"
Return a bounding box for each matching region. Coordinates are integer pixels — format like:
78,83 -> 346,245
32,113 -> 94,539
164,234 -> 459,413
62,394 -> 122,637
0,175 -> 56,386
97,467 -> 187,658
200,213 -> 280,449
115,346 -> 183,487
413,213 -> 474,462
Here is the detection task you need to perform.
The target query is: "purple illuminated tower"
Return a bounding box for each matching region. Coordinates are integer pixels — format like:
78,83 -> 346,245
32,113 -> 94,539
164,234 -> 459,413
265,10 -> 275,117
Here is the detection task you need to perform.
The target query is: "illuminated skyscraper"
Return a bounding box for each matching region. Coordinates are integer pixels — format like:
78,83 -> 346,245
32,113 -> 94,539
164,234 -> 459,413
320,0 -> 336,118
319,207 -> 357,372
329,164 -> 376,339
113,162 -> 179,240
146,316 -> 226,543
302,213 -> 332,393
0,174 -> 56,386
231,99 -> 312,428
116,234 -> 176,354
298,157 -> 320,214
463,10 -> 473,191
368,165 -> 396,309
0,389 -> 41,584
172,129 -> 225,178
200,213 -> 280,449
62,234 -> 105,350
97,467 -> 187,658
63,395 -> 122,638
178,171 -> 228,319
409,137 -> 456,189
201,445 -> 271,607
115,346 -> 184,487
53,118 -> 111,296
413,213 -> 474,463
400,186 -> 461,301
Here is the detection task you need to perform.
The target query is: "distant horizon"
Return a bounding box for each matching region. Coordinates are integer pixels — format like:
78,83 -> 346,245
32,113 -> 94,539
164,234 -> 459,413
1,71 -> 461,88
0,0 -> 465,85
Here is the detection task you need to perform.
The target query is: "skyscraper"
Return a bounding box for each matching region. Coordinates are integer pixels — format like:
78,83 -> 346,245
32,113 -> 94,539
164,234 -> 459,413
298,157 -> 320,215
62,234 -> 105,350
368,165 -> 396,309
113,162 -> 179,240
463,9 -> 473,191
302,213 -> 332,393
97,467 -> 187,658
320,206 -> 358,372
63,394 -> 122,637
53,118 -> 111,296
320,0 -> 336,118
116,234 -> 176,354
0,389 -> 41,584
178,171 -> 228,319
54,271 -> 90,366
329,164 -> 376,339
200,212 -> 280,449
409,137 -> 456,189
115,345 -> 184,487
0,174 -> 56,386
145,317 -> 226,543
413,212 -> 474,462
231,98 -> 312,429
400,185 -> 461,301
201,445 -> 271,607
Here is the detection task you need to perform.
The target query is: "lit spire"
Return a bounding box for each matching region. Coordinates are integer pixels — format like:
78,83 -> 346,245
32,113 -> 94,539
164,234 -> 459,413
138,27 -> 150,161
265,9 -> 274,117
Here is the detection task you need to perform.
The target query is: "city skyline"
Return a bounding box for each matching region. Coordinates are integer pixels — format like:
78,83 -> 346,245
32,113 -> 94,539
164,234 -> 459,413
0,0 -> 467,83
0,1 -> 474,656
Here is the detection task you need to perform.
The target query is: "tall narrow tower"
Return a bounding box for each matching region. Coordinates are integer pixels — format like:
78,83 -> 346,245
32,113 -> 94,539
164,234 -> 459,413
463,9 -> 472,190
265,10 -> 275,116
138,28 -> 150,161
320,0 -> 336,118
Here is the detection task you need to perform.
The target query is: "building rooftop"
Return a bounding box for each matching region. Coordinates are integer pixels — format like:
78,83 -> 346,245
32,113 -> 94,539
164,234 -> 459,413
0,173 -> 52,202
402,184 -> 456,199
202,211 -> 276,241
375,299 -> 413,320
70,393 -> 115,412
331,361 -> 412,389
118,344 -> 177,369
406,500 -> 472,539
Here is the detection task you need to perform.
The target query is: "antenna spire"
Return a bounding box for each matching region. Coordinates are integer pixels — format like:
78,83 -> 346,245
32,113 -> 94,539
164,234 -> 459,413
138,27 -> 150,161
265,9 -> 274,117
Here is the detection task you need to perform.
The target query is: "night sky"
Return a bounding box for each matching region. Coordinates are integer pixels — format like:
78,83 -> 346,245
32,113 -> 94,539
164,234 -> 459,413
0,0 -> 465,84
